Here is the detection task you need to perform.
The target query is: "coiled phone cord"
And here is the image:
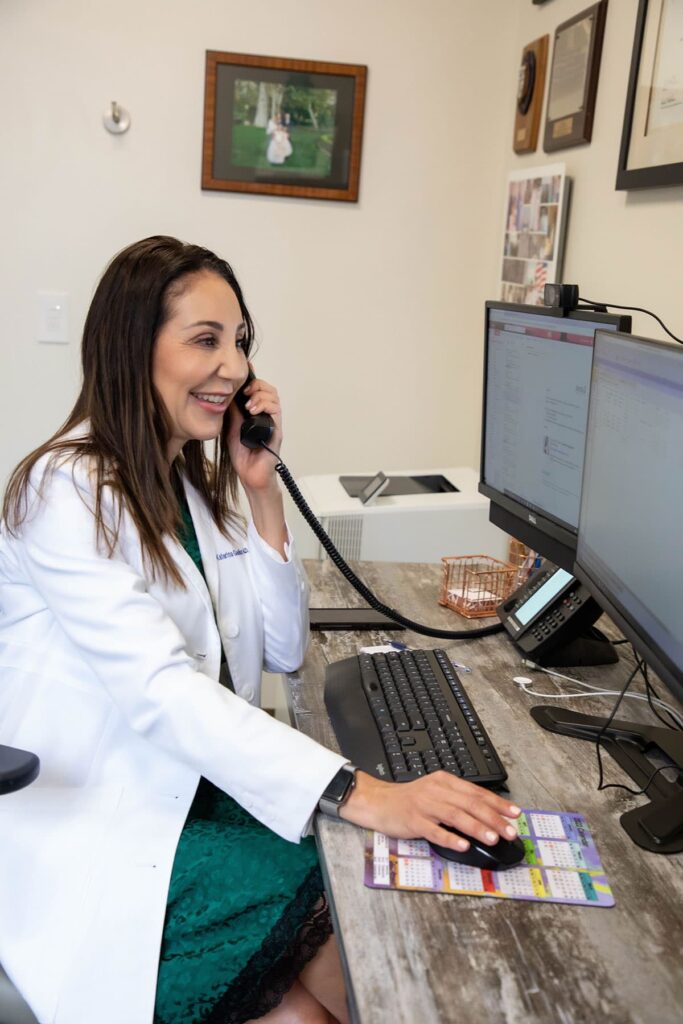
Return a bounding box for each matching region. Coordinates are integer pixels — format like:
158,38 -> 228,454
264,445 -> 504,641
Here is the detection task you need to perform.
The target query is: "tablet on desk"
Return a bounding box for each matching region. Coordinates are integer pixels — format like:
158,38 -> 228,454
309,607 -> 406,631
358,472 -> 389,505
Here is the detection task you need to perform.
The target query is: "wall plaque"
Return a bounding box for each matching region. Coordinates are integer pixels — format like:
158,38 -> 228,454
514,35 -> 549,154
543,1 -> 608,152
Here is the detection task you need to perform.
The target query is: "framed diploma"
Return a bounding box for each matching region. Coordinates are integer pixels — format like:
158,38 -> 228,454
616,0 -> 683,190
514,35 -> 549,153
543,1 -> 608,152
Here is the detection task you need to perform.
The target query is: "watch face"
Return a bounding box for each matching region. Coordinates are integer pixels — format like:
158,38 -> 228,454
325,767 -> 354,802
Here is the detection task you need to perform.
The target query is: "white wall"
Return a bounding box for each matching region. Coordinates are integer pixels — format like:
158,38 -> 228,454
1,0 -> 681,499
0,0 -> 516,492
509,0 -> 682,339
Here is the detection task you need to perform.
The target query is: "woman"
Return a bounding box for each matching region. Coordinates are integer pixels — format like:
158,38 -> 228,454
0,237 -> 520,1024
266,116 -> 293,165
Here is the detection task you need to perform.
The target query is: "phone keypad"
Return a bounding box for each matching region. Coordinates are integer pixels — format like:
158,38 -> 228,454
530,588 -> 583,643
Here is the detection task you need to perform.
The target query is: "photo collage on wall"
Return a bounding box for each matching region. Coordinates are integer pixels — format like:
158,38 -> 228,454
500,164 -> 570,305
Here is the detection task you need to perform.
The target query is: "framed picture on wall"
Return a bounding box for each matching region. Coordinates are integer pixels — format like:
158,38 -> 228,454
616,0 -> 683,189
514,35 -> 549,153
201,51 -> 367,202
499,164 -> 571,306
543,1 -> 608,152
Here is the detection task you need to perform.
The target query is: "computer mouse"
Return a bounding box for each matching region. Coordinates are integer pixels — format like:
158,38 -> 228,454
429,825 -> 526,871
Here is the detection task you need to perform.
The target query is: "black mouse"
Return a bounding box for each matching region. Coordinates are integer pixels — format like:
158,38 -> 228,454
429,825 -> 526,871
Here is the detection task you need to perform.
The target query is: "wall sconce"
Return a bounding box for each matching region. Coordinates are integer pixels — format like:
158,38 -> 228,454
103,101 -> 131,134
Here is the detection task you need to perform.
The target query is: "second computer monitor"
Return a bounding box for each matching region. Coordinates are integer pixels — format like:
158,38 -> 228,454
479,302 -> 631,570
575,329 -> 683,703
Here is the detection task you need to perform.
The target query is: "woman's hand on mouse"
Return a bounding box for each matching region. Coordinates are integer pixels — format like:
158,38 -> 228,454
339,770 -> 521,853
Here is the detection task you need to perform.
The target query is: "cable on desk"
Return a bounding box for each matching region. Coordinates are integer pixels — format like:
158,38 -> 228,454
518,659 -> 683,729
265,445 -> 504,641
520,657 -> 683,796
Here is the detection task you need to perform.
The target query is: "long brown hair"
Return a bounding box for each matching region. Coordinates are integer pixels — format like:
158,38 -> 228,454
2,236 -> 255,585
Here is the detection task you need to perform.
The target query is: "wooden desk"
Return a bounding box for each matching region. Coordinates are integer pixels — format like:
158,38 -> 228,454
286,560 -> 683,1024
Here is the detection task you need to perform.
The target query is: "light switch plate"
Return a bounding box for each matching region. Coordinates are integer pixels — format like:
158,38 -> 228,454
36,291 -> 69,344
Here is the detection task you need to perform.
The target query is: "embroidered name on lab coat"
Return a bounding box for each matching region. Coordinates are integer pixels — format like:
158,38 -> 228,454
216,547 -> 248,560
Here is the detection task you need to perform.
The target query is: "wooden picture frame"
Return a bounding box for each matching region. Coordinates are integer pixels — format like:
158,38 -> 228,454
616,0 -> 683,190
514,35 -> 549,154
201,51 -> 367,202
543,1 -> 608,152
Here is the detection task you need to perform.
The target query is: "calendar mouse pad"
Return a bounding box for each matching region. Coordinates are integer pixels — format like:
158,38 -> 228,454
364,809 -> 615,907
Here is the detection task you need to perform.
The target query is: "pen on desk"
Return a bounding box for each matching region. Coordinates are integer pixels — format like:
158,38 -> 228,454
450,660 -> 471,673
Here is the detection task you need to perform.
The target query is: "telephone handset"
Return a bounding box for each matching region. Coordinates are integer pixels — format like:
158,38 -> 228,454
234,368 -> 275,450
232,368 -> 502,640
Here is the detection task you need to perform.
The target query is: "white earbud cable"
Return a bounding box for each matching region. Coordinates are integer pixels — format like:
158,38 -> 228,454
514,659 -> 683,730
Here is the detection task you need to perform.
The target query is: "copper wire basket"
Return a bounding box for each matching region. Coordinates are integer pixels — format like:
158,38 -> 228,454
507,537 -> 538,587
439,555 -> 517,619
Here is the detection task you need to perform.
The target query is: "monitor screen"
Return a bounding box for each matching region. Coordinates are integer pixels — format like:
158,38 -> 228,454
479,302 -> 631,569
575,330 -> 683,703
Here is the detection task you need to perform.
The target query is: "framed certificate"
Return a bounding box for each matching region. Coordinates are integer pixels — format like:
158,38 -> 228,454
543,1 -> 608,152
616,0 -> 683,189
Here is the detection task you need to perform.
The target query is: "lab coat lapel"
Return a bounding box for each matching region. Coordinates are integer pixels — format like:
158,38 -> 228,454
164,530 -> 215,620
183,479 -> 220,614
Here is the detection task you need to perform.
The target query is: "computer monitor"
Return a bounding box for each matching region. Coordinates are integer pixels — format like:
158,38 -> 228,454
576,331 -> 683,704
479,302 -> 632,570
545,330 -> 683,853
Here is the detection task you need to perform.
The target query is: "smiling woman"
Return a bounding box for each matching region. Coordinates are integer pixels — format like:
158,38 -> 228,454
0,236 -> 348,1024
151,272 -> 250,462
0,236 -> 520,1024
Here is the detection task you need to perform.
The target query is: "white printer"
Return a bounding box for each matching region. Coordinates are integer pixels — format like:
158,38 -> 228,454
289,467 -> 509,564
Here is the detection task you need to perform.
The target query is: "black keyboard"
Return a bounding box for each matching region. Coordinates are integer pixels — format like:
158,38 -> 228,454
324,648 -> 507,787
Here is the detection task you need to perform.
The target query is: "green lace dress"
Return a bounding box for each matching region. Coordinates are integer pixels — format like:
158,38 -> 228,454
153,499 -> 331,1024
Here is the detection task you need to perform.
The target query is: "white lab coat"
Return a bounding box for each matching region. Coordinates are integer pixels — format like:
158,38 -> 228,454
0,450 -> 345,1024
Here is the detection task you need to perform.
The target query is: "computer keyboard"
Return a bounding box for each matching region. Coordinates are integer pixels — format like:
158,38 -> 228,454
324,648 -> 507,787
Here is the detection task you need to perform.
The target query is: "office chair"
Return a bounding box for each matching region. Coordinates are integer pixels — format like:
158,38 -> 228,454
0,745 -> 40,1024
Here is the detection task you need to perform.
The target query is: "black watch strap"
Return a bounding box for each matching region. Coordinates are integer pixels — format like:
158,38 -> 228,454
318,764 -> 357,818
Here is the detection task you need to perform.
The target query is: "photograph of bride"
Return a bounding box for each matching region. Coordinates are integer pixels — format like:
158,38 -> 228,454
232,80 -> 337,177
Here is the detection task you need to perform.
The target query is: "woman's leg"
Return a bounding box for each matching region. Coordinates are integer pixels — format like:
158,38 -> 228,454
246,979 -> 336,1023
298,934 -> 349,1024
246,934 -> 349,1024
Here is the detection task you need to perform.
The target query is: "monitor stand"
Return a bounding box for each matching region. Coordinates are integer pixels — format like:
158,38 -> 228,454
531,706 -> 683,854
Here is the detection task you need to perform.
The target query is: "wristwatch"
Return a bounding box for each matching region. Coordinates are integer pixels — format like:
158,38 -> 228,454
318,764 -> 357,818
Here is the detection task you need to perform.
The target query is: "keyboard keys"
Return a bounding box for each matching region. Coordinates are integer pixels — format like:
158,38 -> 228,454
366,651 -> 500,780
325,648 -> 507,789
394,769 -> 423,781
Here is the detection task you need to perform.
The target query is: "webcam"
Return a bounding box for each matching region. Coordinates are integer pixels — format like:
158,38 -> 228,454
543,283 -> 579,312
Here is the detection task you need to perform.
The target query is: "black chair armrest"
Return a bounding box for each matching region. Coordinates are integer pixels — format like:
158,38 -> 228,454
0,745 -> 40,795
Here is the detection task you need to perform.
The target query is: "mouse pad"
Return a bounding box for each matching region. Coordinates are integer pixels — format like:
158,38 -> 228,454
364,809 -> 615,907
